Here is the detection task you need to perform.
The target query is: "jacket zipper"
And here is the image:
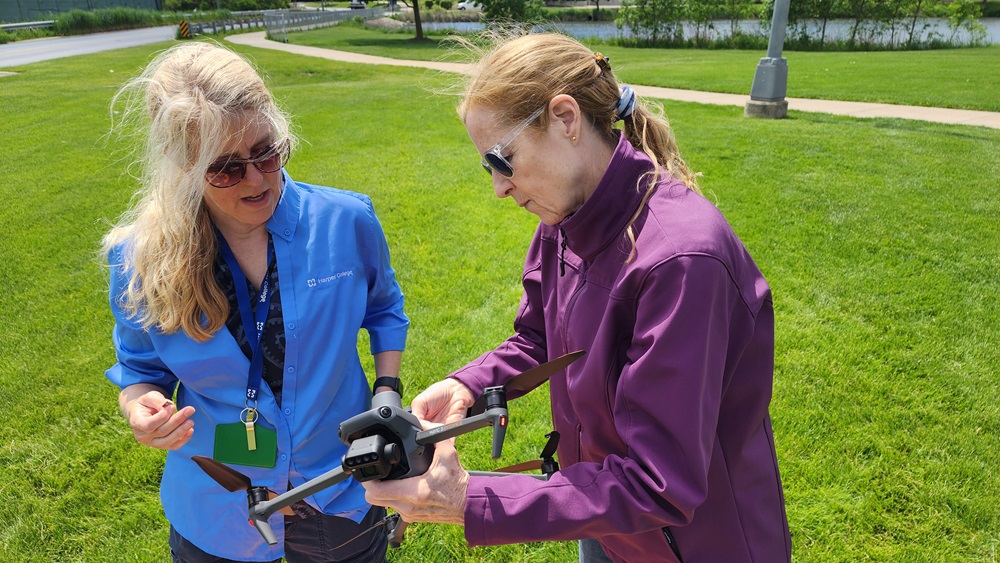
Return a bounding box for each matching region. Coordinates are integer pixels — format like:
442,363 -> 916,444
663,527 -> 682,561
576,424 -> 583,463
561,260 -> 588,353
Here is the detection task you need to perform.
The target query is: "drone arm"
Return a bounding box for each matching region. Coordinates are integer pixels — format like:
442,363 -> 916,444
414,409 -> 499,444
417,384 -> 509,458
468,470 -> 549,481
251,463 -> 352,544
414,404 -> 508,459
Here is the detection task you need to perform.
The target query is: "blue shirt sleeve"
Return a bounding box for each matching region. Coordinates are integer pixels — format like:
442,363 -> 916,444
358,198 -> 409,354
105,247 -> 178,392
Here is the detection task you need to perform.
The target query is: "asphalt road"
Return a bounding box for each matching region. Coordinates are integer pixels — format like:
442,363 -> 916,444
0,26 -> 176,68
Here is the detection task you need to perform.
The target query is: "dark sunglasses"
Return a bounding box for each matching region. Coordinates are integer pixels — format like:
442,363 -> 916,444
480,105 -> 546,178
206,139 -> 290,188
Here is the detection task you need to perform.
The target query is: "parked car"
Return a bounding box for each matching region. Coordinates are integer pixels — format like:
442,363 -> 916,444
349,0 -> 367,8
456,1 -> 482,9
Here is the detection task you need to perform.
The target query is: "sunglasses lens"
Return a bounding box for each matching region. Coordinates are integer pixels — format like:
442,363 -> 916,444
206,161 -> 245,188
484,153 -> 514,178
254,144 -> 286,174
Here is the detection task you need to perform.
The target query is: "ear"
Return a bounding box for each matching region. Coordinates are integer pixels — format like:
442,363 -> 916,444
548,94 -> 581,141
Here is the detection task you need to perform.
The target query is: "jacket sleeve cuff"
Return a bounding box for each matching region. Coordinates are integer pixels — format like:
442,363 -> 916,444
462,476 -> 491,546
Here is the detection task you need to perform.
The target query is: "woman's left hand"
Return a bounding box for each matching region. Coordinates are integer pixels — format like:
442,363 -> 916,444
360,436 -> 469,525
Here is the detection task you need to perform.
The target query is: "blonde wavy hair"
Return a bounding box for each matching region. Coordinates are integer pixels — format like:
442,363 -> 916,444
455,32 -> 699,261
103,41 -> 293,342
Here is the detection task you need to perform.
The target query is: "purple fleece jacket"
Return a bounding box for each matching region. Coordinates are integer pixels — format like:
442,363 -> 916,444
449,135 -> 791,562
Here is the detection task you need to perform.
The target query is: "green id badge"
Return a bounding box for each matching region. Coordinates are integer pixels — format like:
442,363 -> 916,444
213,422 -> 278,469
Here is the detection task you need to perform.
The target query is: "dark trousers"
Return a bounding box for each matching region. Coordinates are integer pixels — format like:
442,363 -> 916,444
169,505 -> 388,563
579,538 -> 614,563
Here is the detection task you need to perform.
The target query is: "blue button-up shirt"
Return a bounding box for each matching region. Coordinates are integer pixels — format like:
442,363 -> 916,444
107,173 -> 409,561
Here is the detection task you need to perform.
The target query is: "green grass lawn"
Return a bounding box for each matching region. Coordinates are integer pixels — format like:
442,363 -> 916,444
0,39 -> 998,562
283,21 -> 1000,112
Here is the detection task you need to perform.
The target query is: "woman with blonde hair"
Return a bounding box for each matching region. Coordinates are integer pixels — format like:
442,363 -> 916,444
363,32 -> 790,562
104,41 -> 409,562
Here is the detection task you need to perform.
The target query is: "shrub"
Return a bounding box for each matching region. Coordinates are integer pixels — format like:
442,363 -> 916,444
542,6 -> 618,21
53,8 -> 161,35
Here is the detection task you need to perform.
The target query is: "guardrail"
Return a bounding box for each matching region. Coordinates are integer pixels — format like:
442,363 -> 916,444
1,20 -> 55,31
188,14 -> 267,35
0,10 -> 266,33
0,8 -> 383,37
264,8 -> 386,43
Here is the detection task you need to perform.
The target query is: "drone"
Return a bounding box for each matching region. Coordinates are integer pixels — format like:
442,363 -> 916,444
193,350 -> 585,548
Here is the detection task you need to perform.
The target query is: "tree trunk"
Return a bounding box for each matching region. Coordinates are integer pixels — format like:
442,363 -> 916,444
908,0 -> 924,45
413,0 -> 424,40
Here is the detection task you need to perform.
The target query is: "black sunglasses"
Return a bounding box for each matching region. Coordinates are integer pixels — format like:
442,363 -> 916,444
480,105 -> 546,179
206,139 -> 290,188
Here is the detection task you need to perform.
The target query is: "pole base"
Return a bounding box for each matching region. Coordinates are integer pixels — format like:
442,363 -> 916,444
745,99 -> 788,119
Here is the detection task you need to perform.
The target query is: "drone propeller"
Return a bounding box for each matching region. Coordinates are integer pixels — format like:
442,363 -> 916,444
467,351 -> 585,417
192,455 -> 296,517
193,455 -> 251,492
493,459 -> 543,474
494,431 -> 560,476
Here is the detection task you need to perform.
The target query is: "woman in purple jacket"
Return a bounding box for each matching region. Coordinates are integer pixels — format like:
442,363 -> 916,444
363,32 -> 791,562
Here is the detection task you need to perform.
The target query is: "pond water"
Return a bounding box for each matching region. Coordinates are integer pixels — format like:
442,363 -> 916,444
421,17 -> 1000,46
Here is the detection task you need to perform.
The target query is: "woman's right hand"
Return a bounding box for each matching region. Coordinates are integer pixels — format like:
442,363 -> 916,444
410,379 -> 475,425
120,385 -> 195,450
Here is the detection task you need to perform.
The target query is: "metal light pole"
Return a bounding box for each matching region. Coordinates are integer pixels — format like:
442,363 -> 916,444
745,0 -> 791,118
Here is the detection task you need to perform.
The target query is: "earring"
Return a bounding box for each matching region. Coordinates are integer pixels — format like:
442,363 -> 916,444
572,136 -> 577,142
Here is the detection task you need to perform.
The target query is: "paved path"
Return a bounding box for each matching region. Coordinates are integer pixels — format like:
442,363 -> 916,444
0,26 -> 176,67
228,31 -> 1000,130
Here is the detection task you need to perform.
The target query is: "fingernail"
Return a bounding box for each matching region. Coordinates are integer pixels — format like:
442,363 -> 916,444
161,400 -> 174,408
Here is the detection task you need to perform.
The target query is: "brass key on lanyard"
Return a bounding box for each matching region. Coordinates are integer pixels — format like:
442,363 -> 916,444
245,408 -> 258,451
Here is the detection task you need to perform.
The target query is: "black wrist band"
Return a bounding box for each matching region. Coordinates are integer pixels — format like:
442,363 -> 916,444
373,376 -> 403,396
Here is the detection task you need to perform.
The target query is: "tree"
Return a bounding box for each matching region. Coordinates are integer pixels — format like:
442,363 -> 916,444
615,0 -> 685,44
840,0 -> 876,45
761,0 -> 830,47
396,0 -> 427,40
479,0 -> 544,21
945,0 -> 986,44
686,0 -> 720,46
720,0 -> 752,39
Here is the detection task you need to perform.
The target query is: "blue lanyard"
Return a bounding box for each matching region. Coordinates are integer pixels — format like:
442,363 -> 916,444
215,229 -> 276,406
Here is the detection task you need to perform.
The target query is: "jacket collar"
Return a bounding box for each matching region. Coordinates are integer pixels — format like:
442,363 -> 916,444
266,170 -> 300,242
559,134 -> 655,262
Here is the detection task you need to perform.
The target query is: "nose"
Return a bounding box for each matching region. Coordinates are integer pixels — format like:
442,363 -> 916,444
242,161 -> 266,186
493,174 -> 513,199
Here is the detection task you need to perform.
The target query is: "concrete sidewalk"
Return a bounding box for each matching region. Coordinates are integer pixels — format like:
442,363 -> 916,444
227,31 -> 1000,130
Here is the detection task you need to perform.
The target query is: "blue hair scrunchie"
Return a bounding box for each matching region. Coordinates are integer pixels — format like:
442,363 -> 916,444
616,85 -> 636,121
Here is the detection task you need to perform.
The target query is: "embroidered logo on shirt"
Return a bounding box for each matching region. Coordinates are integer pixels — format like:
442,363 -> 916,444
307,270 -> 354,288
